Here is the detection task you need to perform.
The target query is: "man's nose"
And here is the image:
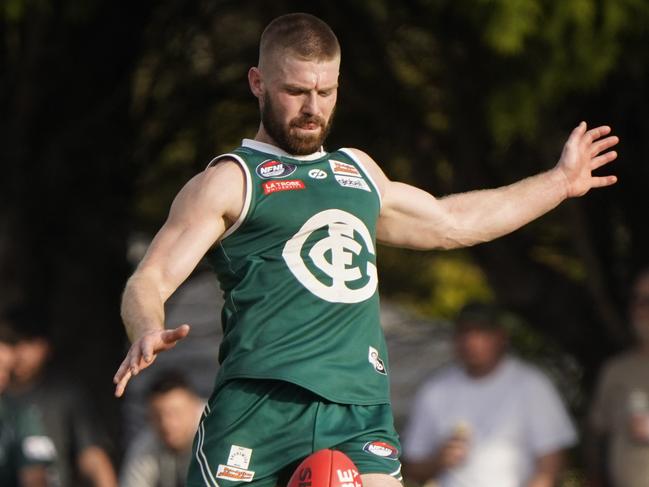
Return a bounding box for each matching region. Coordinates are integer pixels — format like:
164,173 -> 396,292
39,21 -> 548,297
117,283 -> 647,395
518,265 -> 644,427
301,92 -> 319,116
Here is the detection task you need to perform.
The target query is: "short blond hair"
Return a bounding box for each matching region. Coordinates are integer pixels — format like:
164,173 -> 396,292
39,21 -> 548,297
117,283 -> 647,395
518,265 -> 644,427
259,13 -> 340,65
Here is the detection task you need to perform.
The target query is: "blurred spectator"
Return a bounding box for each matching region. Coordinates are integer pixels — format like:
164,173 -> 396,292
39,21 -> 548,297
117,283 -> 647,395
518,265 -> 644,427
0,320 -> 56,487
6,310 -> 117,487
119,371 -> 203,487
402,302 -> 577,487
588,268 -> 649,487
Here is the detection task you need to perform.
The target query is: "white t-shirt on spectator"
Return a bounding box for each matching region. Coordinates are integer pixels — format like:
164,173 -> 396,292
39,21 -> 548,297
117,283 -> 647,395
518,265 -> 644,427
402,356 -> 577,487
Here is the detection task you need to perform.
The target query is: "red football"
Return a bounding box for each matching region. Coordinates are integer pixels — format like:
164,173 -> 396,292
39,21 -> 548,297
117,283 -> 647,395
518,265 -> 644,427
287,449 -> 363,487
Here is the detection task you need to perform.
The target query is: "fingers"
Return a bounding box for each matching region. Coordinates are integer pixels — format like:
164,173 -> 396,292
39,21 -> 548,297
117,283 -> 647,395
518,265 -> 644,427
585,125 -> 611,143
113,358 -> 131,385
114,369 -> 132,398
590,135 -> 619,157
590,175 -> 618,188
142,337 -> 155,364
129,343 -> 143,375
161,324 -> 191,345
113,325 -> 191,398
113,354 -> 134,397
573,121 -> 587,135
591,150 -> 618,170
566,121 -> 587,146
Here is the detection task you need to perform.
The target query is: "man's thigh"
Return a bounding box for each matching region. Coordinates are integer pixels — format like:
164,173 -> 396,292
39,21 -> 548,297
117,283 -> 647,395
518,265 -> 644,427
187,379 -> 403,486
361,473 -> 403,487
317,402 -> 403,482
187,379 -> 316,487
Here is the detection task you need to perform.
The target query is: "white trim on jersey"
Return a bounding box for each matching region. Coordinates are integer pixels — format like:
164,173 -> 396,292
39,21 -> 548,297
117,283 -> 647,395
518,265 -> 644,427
206,154 -> 252,240
241,138 -> 326,161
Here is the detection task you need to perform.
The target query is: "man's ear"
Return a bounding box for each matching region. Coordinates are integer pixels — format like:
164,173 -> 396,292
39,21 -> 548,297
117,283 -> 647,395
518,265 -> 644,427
248,67 -> 264,98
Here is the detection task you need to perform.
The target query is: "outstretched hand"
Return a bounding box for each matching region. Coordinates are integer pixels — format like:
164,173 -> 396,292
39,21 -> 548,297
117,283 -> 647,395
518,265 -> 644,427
556,122 -> 618,198
113,324 -> 190,397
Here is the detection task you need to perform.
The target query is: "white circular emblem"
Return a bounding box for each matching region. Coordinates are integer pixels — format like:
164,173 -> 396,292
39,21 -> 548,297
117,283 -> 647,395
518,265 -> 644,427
308,168 -> 327,179
282,209 -> 377,303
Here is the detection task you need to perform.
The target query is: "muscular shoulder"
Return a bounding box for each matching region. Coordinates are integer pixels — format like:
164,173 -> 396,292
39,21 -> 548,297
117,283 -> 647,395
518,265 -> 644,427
189,157 -> 244,200
173,157 -> 245,226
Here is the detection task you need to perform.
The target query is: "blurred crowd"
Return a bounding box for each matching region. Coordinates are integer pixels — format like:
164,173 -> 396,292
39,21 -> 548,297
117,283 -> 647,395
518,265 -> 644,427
2,268 -> 649,487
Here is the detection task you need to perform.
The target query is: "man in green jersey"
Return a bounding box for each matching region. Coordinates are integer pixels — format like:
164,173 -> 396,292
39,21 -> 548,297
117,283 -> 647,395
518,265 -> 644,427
113,12 -> 619,487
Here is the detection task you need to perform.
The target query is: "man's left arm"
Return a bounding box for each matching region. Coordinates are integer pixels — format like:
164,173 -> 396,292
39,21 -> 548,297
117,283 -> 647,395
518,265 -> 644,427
354,122 -> 618,250
526,451 -> 565,487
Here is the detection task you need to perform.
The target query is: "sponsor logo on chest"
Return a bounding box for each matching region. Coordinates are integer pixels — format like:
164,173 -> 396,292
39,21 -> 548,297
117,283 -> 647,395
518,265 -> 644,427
335,175 -> 371,192
329,160 -> 371,192
308,168 -> 328,179
262,179 -> 305,195
256,159 -> 297,179
329,159 -> 361,177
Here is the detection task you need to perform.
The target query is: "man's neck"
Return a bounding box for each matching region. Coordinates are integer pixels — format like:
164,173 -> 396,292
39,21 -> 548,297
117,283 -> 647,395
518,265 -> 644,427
243,138 -> 326,161
254,127 -> 276,147
464,355 -> 506,379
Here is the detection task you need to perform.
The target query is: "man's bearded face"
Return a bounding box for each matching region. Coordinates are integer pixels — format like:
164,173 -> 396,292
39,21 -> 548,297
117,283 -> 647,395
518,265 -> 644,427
261,91 -> 335,155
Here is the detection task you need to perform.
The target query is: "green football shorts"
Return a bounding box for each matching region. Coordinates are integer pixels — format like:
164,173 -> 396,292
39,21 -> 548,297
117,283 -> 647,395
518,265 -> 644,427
186,379 -> 402,486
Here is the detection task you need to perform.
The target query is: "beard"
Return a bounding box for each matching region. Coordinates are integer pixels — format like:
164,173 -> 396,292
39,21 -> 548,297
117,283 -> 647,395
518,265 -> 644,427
260,93 -> 335,156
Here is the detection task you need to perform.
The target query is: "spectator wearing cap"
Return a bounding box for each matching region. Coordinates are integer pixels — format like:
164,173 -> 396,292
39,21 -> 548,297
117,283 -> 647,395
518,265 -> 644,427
119,371 -> 204,487
402,302 -> 577,487
0,320 -> 55,487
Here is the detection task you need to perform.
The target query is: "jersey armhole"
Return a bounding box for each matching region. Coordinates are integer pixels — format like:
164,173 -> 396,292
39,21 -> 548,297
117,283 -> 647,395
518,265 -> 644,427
339,148 -> 383,208
206,153 -> 252,240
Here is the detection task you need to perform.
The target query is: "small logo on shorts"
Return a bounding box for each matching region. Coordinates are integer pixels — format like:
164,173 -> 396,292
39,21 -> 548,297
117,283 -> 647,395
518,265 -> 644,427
363,441 -> 399,460
227,445 -> 252,469
216,464 -> 255,482
368,346 -> 387,375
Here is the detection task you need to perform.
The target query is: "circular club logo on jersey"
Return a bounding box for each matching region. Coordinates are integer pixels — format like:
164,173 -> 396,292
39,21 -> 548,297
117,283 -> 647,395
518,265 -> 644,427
308,168 -> 327,179
362,441 -> 399,460
282,210 -> 377,303
256,159 -> 297,179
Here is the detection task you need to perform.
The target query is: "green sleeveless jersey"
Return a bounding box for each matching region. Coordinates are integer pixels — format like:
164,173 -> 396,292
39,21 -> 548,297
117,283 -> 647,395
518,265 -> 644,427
206,139 -> 389,405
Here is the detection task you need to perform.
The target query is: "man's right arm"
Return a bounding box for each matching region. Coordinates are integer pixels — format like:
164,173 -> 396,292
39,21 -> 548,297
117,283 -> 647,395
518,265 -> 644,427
113,159 -> 245,397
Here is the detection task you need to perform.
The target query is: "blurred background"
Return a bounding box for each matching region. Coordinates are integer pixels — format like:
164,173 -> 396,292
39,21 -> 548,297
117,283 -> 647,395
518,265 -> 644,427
2,0 -> 649,484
